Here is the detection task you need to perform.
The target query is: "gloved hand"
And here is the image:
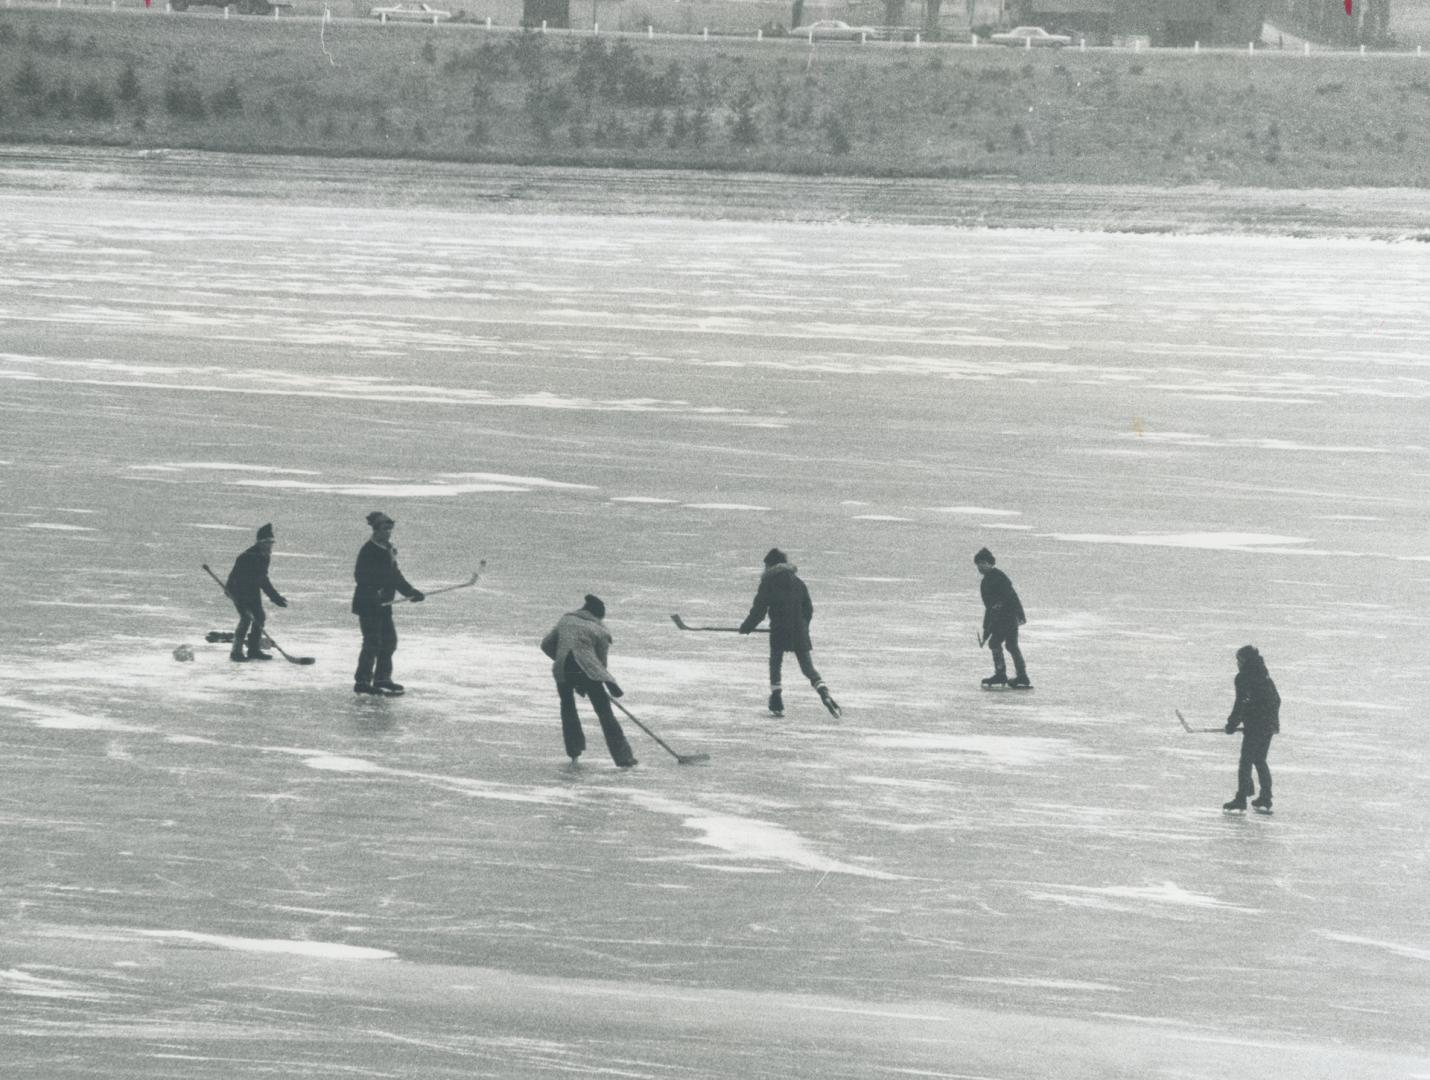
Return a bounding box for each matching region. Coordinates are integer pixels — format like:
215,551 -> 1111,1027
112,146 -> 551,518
738,625 -> 752,635
409,590 -> 425,603
604,680 -> 623,698
1224,723 -> 1238,735
274,596 -> 289,608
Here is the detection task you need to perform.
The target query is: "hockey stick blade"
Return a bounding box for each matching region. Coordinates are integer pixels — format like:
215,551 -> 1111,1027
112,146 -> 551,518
1176,709 -> 1220,733
670,614 -> 767,634
611,699 -> 709,765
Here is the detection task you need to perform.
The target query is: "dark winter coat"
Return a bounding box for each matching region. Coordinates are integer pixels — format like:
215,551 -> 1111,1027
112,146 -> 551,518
979,567 -> 1026,636
540,609 -> 616,685
1226,671 -> 1281,736
739,563 -> 814,652
225,545 -> 285,610
350,539 -> 419,615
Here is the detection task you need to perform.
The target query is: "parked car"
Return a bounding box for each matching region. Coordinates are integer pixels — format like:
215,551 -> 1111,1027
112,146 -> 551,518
797,19 -> 880,42
371,2 -> 452,21
989,25 -> 1072,47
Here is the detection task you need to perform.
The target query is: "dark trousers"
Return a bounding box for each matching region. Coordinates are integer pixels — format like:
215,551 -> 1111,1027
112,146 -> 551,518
355,610 -> 398,685
558,670 -> 635,766
1237,728 -> 1274,800
232,601 -> 266,655
770,644 -> 822,691
988,623 -> 1026,678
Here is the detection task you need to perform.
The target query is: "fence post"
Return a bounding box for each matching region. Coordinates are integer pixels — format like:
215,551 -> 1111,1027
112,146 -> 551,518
647,24 -> 653,37
756,28 -> 761,39
1248,41 -> 1254,55
1359,43 -> 1366,56
915,32 -> 920,46
540,18 -> 546,31
970,32 -> 977,45
1079,37 -> 1085,51
702,26 -> 707,39
1303,41 -> 1309,55
1193,40 -> 1199,52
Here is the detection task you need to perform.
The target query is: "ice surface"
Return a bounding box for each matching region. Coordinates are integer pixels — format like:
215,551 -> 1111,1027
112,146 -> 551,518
2,173 -> 1429,1079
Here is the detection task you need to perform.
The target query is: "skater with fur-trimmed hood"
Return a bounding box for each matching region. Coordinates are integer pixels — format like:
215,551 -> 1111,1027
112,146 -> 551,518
1222,645 -> 1280,813
739,548 -> 840,718
225,523 -> 288,662
541,594 -> 637,767
975,547 -> 1029,688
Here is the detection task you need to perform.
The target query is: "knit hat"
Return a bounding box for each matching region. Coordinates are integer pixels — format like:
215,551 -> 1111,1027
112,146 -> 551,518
974,547 -> 995,566
763,547 -> 788,567
1236,644 -> 1261,665
582,593 -> 606,619
256,523 -> 275,542
366,511 -> 394,528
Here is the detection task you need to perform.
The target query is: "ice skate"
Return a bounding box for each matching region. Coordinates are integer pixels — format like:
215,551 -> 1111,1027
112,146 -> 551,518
816,683 -> 841,719
374,679 -> 405,696
247,649 -> 274,661
1222,795 -> 1247,812
768,689 -> 784,718
1251,793 -> 1273,814
1008,673 -> 1032,689
981,671 -> 1008,688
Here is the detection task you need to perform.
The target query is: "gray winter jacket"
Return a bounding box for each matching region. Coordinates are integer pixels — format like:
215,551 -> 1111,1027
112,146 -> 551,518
540,609 -> 615,685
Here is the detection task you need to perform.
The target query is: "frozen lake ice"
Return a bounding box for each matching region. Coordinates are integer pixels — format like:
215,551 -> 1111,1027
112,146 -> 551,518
2,160 -> 1429,1078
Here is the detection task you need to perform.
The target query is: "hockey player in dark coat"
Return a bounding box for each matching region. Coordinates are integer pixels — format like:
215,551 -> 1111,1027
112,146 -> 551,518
351,511 -> 424,695
975,547 -> 1029,688
224,523 -> 288,662
739,548 -> 840,718
1222,645 -> 1281,812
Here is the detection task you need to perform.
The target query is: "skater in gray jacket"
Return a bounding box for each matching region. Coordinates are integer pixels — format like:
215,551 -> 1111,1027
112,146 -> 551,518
1223,645 -> 1280,812
541,594 -> 637,767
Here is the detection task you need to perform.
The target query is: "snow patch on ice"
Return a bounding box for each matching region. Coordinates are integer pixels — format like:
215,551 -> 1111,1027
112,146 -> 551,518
1049,532 -> 1310,551
135,930 -> 396,960
927,506 -> 1021,516
626,792 -> 900,880
1030,881 -> 1255,913
610,496 -> 679,504
232,479 -> 530,497
25,522 -> 96,531
304,755 -> 384,773
851,515 -> 914,522
129,462 -> 321,475
1320,932 -> 1430,962
1,969 -> 112,1001
683,503 -> 771,511
184,522 -> 252,531
863,733 -> 1068,769
0,694 -> 149,733
438,472 -> 597,490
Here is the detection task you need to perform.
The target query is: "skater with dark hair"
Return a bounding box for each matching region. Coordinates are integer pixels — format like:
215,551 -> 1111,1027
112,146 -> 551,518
351,511 -> 424,696
225,523 -> 288,662
1223,645 -> 1280,813
975,548 -> 1029,688
739,548 -> 840,718
540,594 -> 637,768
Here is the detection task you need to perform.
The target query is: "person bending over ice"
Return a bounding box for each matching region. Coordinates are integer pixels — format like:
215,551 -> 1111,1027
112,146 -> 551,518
541,594 -> 637,768
739,548 -> 840,719
225,523 -> 288,662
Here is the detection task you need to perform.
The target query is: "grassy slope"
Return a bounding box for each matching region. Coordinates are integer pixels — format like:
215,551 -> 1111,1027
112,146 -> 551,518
2,8 -> 1429,186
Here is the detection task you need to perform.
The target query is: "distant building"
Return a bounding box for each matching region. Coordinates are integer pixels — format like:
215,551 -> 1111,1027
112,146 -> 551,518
1008,0 -> 1265,45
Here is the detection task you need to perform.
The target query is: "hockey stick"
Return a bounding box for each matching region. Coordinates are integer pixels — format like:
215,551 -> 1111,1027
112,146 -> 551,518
200,563 -> 315,665
1176,709 -> 1221,733
384,560 -> 485,605
670,614 -> 768,634
610,699 -> 710,765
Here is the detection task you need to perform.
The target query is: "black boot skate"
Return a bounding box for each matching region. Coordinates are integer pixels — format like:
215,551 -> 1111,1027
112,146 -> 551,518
981,671 -> 1008,688
1251,793 -> 1272,813
1222,794 -> 1248,812
816,683 -> 841,719
768,689 -> 784,717
1008,672 -> 1032,689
